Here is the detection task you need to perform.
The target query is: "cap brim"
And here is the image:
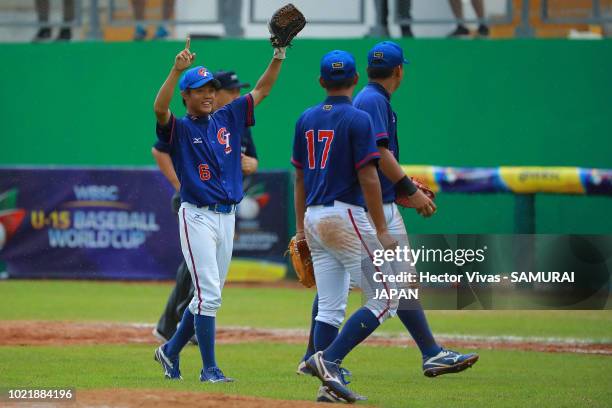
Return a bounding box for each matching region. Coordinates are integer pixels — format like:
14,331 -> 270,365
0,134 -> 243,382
224,82 -> 250,90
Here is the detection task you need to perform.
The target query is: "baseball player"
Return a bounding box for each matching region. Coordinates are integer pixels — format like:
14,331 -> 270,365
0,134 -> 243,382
153,36 -> 286,383
151,70 -> 258,344
297,42 -> 479,383
293,50 -> 400,403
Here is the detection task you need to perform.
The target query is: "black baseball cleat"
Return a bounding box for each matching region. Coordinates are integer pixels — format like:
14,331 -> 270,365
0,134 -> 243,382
56,27 -> 72,41
296,360 -> 313,375
448,25 -> 470,38
317,385 -> 347,403
154,345 -> 182,379
477,24 -> 490,38
305,352 -> 358,403
422,349 -> 479,377
33,27 -> 52,42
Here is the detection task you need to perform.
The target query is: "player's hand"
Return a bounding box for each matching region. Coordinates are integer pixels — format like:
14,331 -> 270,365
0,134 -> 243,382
295,230 -> 305,241
409,190 -> 437,218
241,154 -> 258,176
377,230 -> 398,251
173,37 -> 196,72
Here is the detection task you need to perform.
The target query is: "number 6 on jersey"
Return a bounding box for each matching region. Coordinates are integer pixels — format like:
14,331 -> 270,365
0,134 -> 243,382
305,130 -> 335,169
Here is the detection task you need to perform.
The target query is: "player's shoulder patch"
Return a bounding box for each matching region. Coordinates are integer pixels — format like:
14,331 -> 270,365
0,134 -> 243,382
322,104 -> 332,111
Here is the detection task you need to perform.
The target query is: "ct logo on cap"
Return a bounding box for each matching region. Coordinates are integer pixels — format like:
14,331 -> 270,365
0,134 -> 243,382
331,62 -> 344,69
198,68 -> 209,77
374,51 -> 384,58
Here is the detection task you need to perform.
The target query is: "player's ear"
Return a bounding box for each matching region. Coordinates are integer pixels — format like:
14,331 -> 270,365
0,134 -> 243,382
319,77 -> 326,89
394,65 -> 403,78
353,73 -> 359,85
180,90 -> 187,106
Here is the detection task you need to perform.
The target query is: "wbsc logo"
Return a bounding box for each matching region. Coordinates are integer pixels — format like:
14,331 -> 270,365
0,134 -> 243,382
73,185 -> 119,201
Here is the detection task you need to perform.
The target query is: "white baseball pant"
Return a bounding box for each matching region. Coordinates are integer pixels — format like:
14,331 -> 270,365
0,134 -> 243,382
305,201 -> 398,328
179,202 -> 235,317
360,202 -> 417,290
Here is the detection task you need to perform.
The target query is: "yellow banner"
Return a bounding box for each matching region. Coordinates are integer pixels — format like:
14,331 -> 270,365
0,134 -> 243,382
499,166 -> 585,194
227,258 -> 286,282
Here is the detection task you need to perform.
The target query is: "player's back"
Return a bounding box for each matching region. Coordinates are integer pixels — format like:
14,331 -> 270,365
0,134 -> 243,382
292,95 -> 379,208
354,83 -> 399,204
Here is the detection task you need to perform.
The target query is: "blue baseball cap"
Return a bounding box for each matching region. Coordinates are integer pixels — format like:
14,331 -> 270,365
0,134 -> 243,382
320,50 -> 357,82
212,70 -> 250,90
179,66 -> 220,91
367,41 -> 409,68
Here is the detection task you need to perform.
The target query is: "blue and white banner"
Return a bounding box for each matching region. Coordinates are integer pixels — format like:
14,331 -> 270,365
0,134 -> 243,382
0,167 -> 289,280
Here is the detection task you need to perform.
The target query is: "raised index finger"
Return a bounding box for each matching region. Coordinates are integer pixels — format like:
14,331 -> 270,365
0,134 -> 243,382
185,36 -> 191,50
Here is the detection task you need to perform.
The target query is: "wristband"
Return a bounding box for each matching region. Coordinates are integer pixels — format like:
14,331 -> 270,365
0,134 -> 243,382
395,175 -> 418,196
273,47 -> 287,60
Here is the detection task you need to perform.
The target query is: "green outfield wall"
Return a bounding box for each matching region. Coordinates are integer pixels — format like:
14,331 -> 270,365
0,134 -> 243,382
0,39 -> 611,233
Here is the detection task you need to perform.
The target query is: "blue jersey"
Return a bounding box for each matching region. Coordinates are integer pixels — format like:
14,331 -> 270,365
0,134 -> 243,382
353,82 -> 399,203
156,94 -> 255,206
154,123 -> 257,159
292,95 -> 380,208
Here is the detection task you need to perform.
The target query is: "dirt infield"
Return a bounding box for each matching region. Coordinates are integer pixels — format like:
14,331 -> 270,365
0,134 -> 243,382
3,389 -> 323,408
1,321 -> 611,355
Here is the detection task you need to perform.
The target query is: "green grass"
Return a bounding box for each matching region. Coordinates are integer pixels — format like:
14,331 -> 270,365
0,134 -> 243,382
0,343 -> 610,408
1,281 -> 611,341
1,280 -> 612,407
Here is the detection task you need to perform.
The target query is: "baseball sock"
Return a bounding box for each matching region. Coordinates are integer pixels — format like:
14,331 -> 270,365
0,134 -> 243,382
164,308 -> 195,358
397,300 -> 442,358
313,319 -> 338,353
302,292 -> 319,361
323,307 -> 379,363
194,314 -> 217,369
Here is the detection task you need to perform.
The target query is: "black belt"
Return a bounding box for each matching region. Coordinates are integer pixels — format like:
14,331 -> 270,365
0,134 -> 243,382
205,203 -> 236,214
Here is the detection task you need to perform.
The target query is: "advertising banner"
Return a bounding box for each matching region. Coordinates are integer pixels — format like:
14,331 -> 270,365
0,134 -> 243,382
401,165 -> 612,195
0,167 -> 289,280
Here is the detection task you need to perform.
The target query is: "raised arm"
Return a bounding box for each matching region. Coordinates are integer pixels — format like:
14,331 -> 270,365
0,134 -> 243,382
154,37 -> 196,125
249,57 -> 283,107
249,3 -> 306,106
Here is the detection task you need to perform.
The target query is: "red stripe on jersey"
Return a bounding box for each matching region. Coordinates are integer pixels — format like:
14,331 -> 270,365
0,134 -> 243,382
246,93 -> 254,127
169,115 -> 176,144
182,208 -> 202,314
347,208 -> 390,320
291,157 -> 303,168
354,152 -> 381,170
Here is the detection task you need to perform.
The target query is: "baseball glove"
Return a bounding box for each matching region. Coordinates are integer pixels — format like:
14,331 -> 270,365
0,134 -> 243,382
268,3 -> 306,48
288,236 -> 315,288
395,178 -> 436,208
